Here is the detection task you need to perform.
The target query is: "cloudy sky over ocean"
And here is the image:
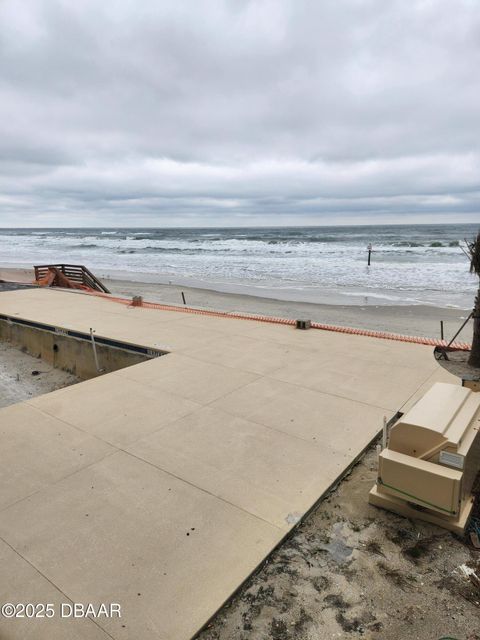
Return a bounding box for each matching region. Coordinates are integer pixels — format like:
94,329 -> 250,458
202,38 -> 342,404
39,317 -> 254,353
0,0 -> 479,227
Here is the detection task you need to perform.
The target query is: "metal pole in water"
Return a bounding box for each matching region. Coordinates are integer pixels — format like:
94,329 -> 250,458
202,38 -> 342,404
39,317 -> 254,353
367,243 -> 373,266
181,291 -> 186,305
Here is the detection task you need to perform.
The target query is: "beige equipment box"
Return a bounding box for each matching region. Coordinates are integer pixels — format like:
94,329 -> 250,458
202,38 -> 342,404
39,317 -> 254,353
369,382 -> 480,534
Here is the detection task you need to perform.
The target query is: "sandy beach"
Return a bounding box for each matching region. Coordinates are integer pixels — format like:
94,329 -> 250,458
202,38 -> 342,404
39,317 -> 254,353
0,266 -> 473,344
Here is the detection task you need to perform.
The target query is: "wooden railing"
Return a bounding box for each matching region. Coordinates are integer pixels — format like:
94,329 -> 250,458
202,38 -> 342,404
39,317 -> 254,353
34,264 -> 110,294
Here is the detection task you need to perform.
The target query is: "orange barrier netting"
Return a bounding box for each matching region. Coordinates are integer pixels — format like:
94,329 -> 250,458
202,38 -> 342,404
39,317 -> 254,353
85,290 -> 471,351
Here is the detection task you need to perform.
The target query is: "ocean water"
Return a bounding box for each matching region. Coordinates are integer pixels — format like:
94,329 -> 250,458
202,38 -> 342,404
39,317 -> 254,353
0,224 -> 478,308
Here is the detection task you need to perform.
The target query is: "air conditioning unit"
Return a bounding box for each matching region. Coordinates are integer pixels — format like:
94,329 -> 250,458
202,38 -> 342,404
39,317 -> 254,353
369,382 -> 480,534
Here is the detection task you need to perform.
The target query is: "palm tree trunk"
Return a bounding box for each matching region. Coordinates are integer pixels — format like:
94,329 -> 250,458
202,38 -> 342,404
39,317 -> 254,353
468,288 -> 480,368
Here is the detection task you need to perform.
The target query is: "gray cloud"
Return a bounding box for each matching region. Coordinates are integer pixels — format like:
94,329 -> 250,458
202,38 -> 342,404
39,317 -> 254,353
0,0 -> 479,226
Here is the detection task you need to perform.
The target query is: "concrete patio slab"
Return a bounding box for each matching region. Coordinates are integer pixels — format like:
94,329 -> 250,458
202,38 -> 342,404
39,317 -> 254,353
184,333 -> 314,376
29,373 -> 201,447
0,287 -> 449,639
0,451 -> 280,640
0,539 -> 111,640
270,355 -> 435,411
211,376 -> 392,452
0,402 -> 113,510
126,404 -> 349,530
114,352 -> 260,404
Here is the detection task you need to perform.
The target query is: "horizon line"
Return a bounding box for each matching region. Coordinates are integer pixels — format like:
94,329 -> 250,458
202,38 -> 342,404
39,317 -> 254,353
0,221 -> 478,230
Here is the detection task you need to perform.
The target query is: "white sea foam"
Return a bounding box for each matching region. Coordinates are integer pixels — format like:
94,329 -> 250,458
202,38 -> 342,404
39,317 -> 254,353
0,224 -> 476,308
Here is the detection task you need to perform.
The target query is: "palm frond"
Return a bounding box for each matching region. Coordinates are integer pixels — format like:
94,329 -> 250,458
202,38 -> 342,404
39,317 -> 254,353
465,231 -> 480,277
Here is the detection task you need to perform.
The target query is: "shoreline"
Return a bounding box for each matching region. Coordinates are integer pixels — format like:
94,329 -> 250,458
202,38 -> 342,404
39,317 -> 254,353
0,260 -> 473,309
0,266 -> 473,342
91,268 -> 472,309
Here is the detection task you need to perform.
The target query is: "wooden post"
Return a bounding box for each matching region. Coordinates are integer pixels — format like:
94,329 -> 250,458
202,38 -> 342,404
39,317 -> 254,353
367,243 -> 373,266
440,320 -> 444,340
181,291 -> 186,305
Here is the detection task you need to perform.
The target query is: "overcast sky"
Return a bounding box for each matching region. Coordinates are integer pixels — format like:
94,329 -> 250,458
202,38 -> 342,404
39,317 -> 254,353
0,0 -> 479,227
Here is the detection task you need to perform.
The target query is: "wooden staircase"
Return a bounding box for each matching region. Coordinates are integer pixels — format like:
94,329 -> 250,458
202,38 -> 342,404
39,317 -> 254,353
34,264 -> 110,294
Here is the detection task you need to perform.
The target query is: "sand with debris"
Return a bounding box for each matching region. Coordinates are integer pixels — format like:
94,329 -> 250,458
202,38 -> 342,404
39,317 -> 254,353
198,447 -> 480,640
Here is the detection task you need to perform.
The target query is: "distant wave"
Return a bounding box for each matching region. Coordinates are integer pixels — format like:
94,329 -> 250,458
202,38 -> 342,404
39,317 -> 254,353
392,241 -> 424,247
117,246 -> 229,255
66,243 -> 99,249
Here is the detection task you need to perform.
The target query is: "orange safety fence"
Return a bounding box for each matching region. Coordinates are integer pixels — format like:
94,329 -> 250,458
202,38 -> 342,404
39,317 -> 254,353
83,289 -> 471,351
